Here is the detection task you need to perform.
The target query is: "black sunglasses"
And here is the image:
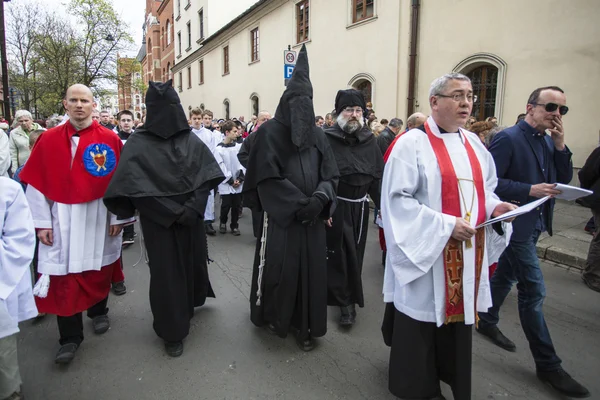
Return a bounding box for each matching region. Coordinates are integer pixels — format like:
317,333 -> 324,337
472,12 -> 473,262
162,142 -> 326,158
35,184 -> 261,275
532,102 -> 569,116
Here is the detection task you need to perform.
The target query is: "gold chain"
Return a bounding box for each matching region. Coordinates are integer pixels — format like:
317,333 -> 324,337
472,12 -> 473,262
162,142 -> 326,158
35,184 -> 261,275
457,178 -> 476,248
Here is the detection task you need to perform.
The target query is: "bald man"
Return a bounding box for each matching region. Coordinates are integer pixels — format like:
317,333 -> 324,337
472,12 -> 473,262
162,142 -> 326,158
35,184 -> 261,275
406,112 -> 428,131
20,84 -> 133,364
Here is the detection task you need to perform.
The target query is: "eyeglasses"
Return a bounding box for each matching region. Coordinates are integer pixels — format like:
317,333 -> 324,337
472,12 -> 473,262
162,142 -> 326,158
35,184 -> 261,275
342,107 -> 364,115
436,93 -> 477,103
531,102 -> 569,116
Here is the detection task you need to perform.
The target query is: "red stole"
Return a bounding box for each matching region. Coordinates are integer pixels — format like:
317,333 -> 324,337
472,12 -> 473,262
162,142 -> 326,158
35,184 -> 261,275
20,120 -> 123,204
424,121 -> 486,324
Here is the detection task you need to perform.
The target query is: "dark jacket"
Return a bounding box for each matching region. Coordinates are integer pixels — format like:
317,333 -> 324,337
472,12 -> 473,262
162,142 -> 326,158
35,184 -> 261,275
488,120 -> 573,241
577,146 -> 600,211
376,127 -> 396,157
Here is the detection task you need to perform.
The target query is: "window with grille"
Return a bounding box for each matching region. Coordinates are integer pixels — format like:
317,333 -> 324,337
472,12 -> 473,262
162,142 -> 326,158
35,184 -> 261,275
352,0 -> 374,23
223,46 -> 230,75
199,60 -> 204,84
296,1 -> 309,43
250,28 -> 260,62
467,65 -> 498,121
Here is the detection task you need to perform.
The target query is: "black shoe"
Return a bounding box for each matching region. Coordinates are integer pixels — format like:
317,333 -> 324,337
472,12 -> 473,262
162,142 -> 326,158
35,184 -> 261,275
205,223 -> 217,236
122,236 -> 134,246
55,343 -> 78,364
219,223 -> 227,234
537,368 -> 590,398
231,228 -> 241,236
111,281 -> 127,296
165,341 -> 184,357
92,315 -> 110,334
476,325 -> 516,352
339,305 -> 357,327
296,334 -> 315,352
582,275 -> 600,293
266,323 -> 278,336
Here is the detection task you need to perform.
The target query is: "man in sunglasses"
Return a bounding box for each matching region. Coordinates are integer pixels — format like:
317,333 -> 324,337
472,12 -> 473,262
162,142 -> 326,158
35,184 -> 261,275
478,87 -> 590,398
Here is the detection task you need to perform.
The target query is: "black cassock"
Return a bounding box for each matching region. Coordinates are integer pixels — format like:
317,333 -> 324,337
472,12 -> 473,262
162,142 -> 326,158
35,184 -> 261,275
323,124 -> 383,308
104,114 -> 224,343
243,119 -> 339,339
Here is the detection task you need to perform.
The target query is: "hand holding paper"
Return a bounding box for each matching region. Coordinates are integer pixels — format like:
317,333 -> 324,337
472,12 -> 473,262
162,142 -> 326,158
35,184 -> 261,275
476,196 -> 551,228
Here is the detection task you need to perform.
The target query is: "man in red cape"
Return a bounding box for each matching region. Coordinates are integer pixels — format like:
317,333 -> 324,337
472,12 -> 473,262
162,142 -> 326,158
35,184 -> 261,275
20,84 -> 132,364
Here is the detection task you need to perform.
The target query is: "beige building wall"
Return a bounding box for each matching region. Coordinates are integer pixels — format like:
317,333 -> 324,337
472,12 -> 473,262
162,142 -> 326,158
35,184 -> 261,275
176,0 -> 405,121
415,0 -> 600,167
175,0 -> 258,59
174,0 -> 599,167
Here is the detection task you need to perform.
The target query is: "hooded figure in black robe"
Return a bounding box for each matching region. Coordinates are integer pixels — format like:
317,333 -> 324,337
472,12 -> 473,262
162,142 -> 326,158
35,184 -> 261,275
243,45 -> 339,351
103,80 -> 224,357
323,89 -> 384,326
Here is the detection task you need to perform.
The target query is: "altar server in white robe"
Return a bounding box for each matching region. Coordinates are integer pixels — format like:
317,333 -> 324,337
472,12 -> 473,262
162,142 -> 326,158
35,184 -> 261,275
0,178 -> 37,400
19,84 -> 133,365
380,73 -> 517,400
191,108 -> 221,236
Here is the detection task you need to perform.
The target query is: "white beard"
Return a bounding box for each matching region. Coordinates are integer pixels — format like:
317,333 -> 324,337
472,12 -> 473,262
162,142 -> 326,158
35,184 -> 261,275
337,114 -> 364,134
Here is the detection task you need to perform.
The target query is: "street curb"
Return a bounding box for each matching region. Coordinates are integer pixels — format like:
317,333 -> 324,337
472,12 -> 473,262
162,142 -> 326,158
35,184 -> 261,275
536,244 -> 586,271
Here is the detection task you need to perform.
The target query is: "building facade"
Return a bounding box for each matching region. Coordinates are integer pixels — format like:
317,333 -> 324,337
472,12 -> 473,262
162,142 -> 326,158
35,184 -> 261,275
172,0 -> 600,168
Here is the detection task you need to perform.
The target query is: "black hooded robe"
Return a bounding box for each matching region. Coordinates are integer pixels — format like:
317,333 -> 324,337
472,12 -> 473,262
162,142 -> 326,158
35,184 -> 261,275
244,119 -> 339,339
324,124 -> 383,308
104,81 -> 225,343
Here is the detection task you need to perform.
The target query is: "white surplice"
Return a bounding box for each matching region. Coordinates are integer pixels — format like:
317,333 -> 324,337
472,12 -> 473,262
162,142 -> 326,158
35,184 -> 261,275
381,117 -> 508,327
0,178 -> 37,339
24,136 -> 131,278
216,142 -> 245,195
193,127 -> 222,221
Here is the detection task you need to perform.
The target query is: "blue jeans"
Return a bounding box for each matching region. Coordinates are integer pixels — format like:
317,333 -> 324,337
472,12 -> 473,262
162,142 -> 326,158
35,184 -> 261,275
478,229 -> 562,371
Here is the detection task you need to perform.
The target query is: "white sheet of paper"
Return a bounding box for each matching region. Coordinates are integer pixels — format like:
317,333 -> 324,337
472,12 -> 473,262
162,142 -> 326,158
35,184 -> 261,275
554,183 -> 593,201
476,196 -> 551,228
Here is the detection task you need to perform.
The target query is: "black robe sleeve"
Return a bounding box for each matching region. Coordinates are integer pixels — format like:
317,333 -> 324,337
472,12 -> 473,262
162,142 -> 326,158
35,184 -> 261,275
257,178 -> 307,228
131,196 -> 185,229
368,177 -> 381,209
237,134 -> 254,168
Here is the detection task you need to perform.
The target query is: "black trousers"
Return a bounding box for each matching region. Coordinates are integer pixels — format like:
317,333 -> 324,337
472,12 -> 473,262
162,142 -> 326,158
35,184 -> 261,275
123,224 -> 135,238
386,308 -> 472,400
56,296 -> 109,346
220,193 -> 242,229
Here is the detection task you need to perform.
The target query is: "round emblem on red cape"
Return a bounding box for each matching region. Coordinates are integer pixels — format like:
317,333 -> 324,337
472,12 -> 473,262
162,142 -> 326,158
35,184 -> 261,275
83,143 -> 116,177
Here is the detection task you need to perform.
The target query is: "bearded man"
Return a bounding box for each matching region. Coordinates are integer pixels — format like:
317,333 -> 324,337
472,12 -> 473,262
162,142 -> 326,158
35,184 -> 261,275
323,89 -> 383,327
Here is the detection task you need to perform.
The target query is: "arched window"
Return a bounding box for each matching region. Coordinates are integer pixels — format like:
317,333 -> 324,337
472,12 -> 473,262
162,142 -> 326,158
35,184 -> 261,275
466,66 -> 498,121
250,93 -> 259,117
166,62 -> 172,80
166,20 -> 172,45
454,53 -> 507,122
223,99 -> 230,120
348,73 -> 375,106
161,27 -> 164,49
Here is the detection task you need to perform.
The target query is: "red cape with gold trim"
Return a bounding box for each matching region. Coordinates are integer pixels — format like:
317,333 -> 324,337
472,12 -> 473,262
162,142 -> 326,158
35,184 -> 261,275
20,120 -> 123,204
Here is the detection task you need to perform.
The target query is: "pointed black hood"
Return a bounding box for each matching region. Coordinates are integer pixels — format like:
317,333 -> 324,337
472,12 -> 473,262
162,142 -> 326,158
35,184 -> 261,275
143,80 -> 190,139
274,44 -> 316,149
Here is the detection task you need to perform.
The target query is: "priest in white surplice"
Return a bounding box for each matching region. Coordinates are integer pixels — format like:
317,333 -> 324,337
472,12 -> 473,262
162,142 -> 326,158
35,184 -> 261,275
0,178 -> 37,400
380,73 -> 516,400
19,84 -> 132,365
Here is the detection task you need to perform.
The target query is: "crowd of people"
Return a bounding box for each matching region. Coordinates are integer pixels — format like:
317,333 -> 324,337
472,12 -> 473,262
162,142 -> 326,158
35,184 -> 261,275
0,44 -> 594,400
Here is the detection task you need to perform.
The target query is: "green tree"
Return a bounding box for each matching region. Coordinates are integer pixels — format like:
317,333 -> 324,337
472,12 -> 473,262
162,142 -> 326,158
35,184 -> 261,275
69,0 -> 134,88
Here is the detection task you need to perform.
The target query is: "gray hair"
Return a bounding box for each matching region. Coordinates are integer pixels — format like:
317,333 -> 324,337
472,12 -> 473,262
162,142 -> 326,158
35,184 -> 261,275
485,126 -> 504,148
388,118 -> 403,128
14,109 -> 33,121
429,73 -> 471,97
46,116 -> 63,128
